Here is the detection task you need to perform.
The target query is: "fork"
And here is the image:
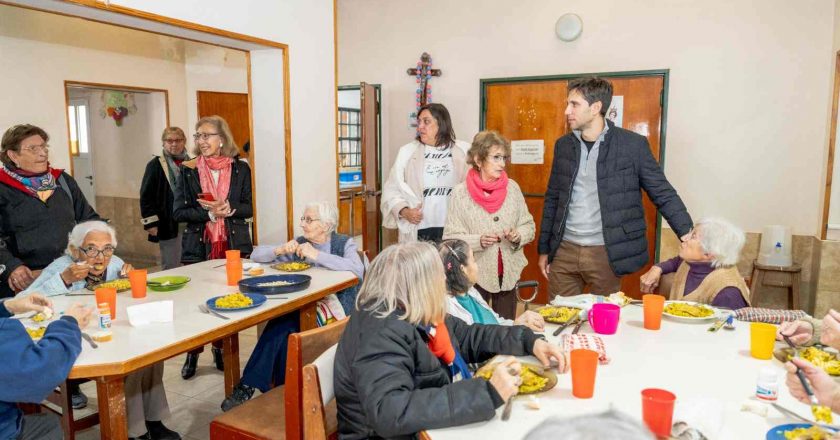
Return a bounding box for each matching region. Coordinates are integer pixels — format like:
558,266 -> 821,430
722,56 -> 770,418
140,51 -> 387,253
198,304 -> 229,320
772,402 -> 840,434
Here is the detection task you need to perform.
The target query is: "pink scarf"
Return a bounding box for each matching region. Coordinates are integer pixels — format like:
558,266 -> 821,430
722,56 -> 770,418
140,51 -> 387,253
197,155 -> 233,259
465,168 -> 508,213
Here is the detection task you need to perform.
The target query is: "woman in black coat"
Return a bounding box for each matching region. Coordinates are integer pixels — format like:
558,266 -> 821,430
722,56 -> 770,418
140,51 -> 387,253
334,242 -> 568,439
173,115 -> 253,379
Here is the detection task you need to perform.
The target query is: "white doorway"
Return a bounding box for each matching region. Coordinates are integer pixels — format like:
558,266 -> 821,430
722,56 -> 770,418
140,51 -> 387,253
67,97 -> 96,209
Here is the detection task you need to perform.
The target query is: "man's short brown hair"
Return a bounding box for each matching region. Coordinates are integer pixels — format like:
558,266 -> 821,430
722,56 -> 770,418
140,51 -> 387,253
568,77 -> 613,117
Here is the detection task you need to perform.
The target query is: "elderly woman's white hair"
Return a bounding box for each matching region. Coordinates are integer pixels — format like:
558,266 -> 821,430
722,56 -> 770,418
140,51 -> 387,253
524,410 -> 654,440
695,217 -> 745,268
304,201 -> 339,234
65,220 -> 117,254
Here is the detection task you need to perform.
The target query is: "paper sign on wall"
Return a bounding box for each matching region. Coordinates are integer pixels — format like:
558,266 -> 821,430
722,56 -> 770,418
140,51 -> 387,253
511,140 -> 545,164
607,95 -> 624,127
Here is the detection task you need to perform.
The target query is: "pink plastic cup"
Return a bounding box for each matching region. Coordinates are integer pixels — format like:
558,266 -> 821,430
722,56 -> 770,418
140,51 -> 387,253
588,303 -> 621,335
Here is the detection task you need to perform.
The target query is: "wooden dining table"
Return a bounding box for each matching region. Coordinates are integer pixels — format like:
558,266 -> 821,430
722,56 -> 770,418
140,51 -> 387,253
424,304 -> 823,439
45,259 -> 357,440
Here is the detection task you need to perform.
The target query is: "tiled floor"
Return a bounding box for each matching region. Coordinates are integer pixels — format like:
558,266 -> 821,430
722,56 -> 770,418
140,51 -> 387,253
73,326 -> 262,440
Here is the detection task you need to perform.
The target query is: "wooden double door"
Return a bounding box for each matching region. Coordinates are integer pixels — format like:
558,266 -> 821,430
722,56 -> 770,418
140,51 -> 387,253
482,72 -> 668,302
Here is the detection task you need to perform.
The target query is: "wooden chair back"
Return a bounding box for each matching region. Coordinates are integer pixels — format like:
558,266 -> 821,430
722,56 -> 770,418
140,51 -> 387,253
301,345 -> 338,440
285,318 -> 348,440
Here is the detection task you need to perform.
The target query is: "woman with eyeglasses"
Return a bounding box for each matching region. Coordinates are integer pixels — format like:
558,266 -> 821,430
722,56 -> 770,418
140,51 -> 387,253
220,201 -> 364,411
20,221 -> 182,440
443,131 -> 535,320
0,124 -> 99,299
381,103 -> 469,243
173,115 -> 253,379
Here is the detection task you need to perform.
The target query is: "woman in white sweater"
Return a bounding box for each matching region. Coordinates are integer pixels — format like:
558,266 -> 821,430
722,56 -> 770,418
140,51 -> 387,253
443,131 -> 536,319
380,103 -> 469,243
439,238 -> 544,331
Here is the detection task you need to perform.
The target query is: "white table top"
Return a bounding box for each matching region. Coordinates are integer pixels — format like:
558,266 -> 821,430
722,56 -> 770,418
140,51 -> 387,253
426,305 -> 819,440
30,259 -> 357,377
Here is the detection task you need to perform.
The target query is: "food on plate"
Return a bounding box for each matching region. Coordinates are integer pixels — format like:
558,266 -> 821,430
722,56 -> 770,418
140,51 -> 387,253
214,292 -> 253,309
95,279 -> 132,291
26,327 -> 46,340
31,307 -> 53,323
663,302 -> 714,318
476,365 -> 548,394
537,306 -> 579,323
248,267 -> 265,276
274,261 -> 311,272
607,291 -> 631,307
812,404 -> 834,424
782,425 -> 829,439
800,347 -> 840,376
257,280 -> 292,287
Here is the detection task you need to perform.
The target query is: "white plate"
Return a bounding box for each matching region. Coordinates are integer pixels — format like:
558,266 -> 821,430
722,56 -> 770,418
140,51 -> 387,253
662,300 -> 719,323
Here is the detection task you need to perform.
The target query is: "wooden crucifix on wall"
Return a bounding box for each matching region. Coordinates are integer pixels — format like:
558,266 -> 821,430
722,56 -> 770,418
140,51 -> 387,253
407,52 -> 441,109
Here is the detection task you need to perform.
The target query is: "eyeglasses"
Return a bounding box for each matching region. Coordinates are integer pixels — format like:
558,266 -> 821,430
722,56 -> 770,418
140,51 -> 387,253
81,245 -> 115,258
21,143 -> 49,154
488,154 -> 509,163
300,216 -> 321,225
164,138 -> 185,144
193,132 -> 219,141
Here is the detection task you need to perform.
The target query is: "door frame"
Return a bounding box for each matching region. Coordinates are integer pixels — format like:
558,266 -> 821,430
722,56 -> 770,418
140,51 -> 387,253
479,69 -> 671,262
337,83 -> 382,249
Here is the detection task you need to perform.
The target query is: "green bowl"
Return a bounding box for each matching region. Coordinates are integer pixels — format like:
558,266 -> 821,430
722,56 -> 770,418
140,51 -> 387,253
147,275 -> 190,292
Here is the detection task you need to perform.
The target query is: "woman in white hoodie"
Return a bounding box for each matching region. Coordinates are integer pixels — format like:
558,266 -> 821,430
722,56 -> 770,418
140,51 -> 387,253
380,103 -> 468,243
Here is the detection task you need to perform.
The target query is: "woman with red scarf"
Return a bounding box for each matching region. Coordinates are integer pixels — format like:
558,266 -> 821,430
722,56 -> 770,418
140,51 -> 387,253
173,115 -> 252,379
443,131 -> 535,320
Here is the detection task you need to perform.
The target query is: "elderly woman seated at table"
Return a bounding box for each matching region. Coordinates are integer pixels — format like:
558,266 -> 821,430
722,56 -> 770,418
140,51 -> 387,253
334,241 -> 567,439
20,221 -> 180,440
639,217 -> 750,310
439,238 -> 544,331
221,201 -> 363,411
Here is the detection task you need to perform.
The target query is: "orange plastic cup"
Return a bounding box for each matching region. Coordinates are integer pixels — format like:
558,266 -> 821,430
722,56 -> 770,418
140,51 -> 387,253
750,322 -> 777,360
641,388 -> 676,438
570,349 -> 599,398
643,294 -> 665,330
226,250 -> 242,286
128,269 -> 147,299
94,287 -> 117,319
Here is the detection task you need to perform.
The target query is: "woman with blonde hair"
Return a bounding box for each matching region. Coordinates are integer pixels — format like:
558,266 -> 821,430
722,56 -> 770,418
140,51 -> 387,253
443,130 -> 535,319
173,115 -> 253,379
334,242 -> 566,438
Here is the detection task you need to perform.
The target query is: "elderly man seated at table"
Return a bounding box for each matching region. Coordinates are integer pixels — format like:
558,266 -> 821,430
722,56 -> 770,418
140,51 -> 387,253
20,221 -> 181,440
0,294 -> 92,440
639,217 -> 750,310
220,201 -> 363,411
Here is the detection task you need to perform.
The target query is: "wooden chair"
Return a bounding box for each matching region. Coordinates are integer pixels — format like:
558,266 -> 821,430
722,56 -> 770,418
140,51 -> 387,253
209,318 -> 348,440
301,345 -> 339,440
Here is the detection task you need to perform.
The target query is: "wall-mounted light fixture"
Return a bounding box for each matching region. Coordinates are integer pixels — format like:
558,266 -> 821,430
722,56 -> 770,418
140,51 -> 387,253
555,13 -> 583,42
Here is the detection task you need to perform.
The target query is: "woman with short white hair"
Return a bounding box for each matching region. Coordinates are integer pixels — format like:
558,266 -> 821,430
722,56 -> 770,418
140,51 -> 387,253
334,242 -> 568,438
640,217 -> 750,309
222,201 -> 363,411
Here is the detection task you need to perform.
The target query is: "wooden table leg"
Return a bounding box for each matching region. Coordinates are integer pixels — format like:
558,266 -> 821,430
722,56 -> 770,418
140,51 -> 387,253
300,302 -> 318,330
95,375 -> 127,440
223,333 -> 240,396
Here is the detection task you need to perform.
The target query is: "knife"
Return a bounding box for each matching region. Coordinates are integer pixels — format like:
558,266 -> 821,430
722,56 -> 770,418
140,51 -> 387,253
571,318 -> 586,334
81,332 -> 98,349
553,316 -> 578,336
708,317 -> 726,332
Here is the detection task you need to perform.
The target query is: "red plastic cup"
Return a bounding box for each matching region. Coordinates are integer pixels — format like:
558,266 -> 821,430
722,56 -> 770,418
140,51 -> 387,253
94,287 -> 117,319
128,269 -> 147,299
225,250 -> 242,286
641,388 -> 677,438
643,294 -> 665,330
570,349 -> 599,398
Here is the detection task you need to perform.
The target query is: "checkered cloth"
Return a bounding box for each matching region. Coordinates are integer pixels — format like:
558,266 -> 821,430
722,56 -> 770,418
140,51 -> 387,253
733,307 -> 808,324
561,334 -> 610,365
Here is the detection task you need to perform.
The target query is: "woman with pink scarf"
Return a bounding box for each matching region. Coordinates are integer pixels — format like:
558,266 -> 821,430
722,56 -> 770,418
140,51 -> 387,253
443,131 -> 535,320
173,115 -> 253,380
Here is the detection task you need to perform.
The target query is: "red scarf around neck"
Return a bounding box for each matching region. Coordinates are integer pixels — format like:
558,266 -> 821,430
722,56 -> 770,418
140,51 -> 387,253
197,155 -> 234,259
465,168 -> 508,213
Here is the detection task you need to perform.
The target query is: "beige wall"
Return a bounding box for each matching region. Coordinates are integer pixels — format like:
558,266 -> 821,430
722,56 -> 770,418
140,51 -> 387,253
339,0 -> 836,237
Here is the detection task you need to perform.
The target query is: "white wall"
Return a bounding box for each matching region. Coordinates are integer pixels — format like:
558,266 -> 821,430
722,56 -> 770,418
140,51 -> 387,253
339,0 -> 836,236
184,42 -> 248,134
109,0 -> 339,241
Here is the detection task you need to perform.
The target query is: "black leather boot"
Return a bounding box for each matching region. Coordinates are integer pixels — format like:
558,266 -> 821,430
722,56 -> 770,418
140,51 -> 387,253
181,352 -> 198,379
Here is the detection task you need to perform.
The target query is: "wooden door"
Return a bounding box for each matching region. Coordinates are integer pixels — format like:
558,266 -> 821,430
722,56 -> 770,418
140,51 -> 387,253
484,74 -> 666,302
197,91 -> 251,159
359,82 -> 381,257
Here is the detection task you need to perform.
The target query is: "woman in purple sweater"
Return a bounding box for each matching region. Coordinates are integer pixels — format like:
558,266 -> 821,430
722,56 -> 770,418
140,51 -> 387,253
640,217 -> 750,310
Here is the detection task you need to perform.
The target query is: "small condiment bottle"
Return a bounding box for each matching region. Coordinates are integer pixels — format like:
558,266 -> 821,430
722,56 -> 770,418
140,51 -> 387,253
97,302 -> 111,330
756,367 -> 779,401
